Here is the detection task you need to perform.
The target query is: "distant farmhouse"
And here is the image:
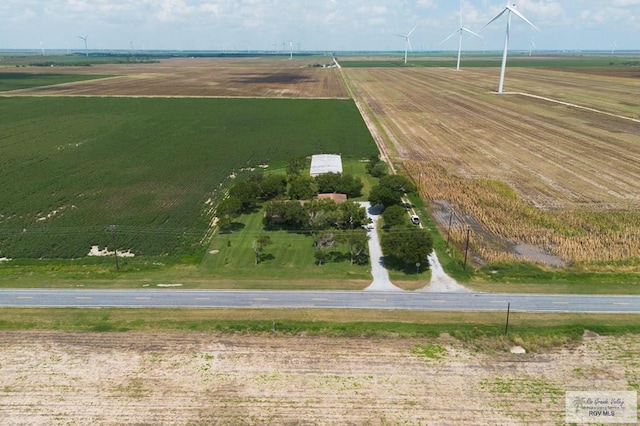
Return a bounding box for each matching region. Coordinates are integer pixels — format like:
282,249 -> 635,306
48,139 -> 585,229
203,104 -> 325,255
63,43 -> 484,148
310,154 -> 342,177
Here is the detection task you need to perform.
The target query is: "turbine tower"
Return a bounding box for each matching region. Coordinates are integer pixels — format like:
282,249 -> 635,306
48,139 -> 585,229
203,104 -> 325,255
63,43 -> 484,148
529,37 -> 536,57
484,1 -> 538,93
77,35 -> 89,57
611,40 -> 618,56
440,0 -> 482,71
395,25 -> 417,65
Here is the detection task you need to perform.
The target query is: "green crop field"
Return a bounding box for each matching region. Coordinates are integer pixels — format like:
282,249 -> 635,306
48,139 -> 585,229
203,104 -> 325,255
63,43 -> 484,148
0,72 -> 108,91
0,97 -> 377,259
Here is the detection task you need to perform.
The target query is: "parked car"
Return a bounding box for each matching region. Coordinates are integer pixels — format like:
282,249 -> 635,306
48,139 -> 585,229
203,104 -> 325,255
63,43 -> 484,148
410,215 -> 420,225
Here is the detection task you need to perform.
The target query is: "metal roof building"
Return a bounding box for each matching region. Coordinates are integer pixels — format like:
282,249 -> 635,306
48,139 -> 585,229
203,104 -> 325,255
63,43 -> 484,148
309,154 -> 343,177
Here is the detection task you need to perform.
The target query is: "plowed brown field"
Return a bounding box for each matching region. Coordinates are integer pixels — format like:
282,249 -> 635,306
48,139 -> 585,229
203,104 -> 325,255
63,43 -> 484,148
344,66 -> 640,265
1,331 -> 638,424
3,57 -> 348,98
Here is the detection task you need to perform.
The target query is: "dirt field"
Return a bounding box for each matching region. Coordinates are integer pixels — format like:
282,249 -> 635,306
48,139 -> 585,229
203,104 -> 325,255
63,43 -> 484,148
343,66 -> 640,265
0,331 -> 637,424
2,57 -> 348,98
344,67 -> 640,210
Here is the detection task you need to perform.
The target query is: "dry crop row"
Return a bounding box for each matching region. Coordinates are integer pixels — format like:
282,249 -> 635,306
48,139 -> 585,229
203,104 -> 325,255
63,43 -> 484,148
406,162 -> 640,267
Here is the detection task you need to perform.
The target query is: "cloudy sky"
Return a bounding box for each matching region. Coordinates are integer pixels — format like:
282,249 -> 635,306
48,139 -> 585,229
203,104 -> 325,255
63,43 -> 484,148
1,0 -> 638,52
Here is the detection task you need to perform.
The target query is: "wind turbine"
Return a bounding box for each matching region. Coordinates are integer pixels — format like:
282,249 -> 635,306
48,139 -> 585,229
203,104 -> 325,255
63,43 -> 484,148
484,1 -> 538,93
77,35 -> 88,57
395,25 -> 417,65
529,37 -> 536,56
611,40 -> 618,56
440,0 -> 482,71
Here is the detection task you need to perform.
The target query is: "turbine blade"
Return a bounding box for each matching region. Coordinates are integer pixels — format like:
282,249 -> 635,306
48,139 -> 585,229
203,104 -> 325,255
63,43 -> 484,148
462,27 -> 483,39
407,25 -> 418,37
483,8 -> 507,29
440,28 -> 461,45
507,6 -> 539,31
407,38 -> 413,52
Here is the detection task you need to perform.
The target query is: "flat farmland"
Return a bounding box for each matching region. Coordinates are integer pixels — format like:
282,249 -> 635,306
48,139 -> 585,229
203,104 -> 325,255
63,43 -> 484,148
1,330 -> 639,424
1,57 -> 348,98
0,96 -> 375,258
345,67 -> 640,266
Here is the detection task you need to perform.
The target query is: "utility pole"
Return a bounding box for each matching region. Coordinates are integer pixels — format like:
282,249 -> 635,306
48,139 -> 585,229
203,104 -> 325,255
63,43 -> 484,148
107,225 -> 119,270
463,226 -> 471,270
504,302 -> 511,336
446,209 -> 453,246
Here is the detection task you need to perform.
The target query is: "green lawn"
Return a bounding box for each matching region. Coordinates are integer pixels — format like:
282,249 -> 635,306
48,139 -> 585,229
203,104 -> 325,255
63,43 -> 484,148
202,208 -> 372,283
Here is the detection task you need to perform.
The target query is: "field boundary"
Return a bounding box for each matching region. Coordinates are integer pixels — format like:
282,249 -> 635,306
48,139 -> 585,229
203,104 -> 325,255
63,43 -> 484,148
506,91 -> 640,123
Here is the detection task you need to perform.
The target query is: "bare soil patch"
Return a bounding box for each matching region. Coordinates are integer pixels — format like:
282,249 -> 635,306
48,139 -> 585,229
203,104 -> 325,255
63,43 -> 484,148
1,58 -> 348,98
0,331 -> 638,424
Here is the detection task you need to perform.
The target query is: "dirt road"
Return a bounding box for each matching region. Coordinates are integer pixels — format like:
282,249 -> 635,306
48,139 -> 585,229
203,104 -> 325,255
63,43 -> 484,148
1,331 -> 638,424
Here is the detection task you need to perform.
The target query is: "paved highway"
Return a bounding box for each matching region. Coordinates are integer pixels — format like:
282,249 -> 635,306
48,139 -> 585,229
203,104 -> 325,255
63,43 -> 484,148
1,289 -> 640,313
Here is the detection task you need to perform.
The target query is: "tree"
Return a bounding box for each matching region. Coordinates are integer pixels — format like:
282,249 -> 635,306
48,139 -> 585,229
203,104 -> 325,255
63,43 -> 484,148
380,227 -> 433,269
229,181 -> 261,212
369,185 -> 402,208
315,173 -> 363,198
379,174 -> 417,194
314,249 -> 329,266
306,199 -> 340,232
382,205 -> 407,228
365,154 -> 388,177
260,174 -> 287,200
286,156 -> 307,177
369,161 -> 388,178
216,196 -> 242,229
288,175 -> 317,200
338,201 -> 369,229
336,229 -> 369,265
252,234 -> 272,265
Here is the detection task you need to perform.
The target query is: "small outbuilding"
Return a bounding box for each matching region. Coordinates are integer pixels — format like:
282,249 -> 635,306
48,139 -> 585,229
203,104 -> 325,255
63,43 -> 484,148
310,154 -> 342,177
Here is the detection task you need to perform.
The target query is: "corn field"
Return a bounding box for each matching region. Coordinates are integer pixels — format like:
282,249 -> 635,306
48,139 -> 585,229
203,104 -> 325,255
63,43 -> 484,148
405,161 -> 640,269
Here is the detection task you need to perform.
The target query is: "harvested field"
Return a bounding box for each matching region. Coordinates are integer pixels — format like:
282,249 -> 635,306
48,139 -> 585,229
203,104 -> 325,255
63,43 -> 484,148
1,330 -> 638,424
1,57 -> 348,98
344,67 -> 640,266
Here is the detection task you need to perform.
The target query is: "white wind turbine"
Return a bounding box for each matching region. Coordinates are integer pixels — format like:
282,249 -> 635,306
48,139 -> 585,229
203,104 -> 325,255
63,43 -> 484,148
77,35 -> 89,57
484,1 -> 538,93
529,36 -> 536,56
440,0 -> 482,71
611,40 -> 618,55
395,25 -> 417,65
288,40 -> 293,60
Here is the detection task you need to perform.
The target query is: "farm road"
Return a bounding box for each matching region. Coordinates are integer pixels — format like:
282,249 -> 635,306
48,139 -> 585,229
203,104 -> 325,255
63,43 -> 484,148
359,202 -> 402,291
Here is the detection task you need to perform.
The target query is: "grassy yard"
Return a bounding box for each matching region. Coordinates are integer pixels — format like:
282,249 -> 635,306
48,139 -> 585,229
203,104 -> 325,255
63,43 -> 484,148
1,308 -> 639,351
202,208 -> 372,283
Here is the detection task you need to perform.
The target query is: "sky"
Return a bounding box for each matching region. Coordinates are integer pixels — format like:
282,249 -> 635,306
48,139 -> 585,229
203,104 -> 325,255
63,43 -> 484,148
1,0 -> 638,52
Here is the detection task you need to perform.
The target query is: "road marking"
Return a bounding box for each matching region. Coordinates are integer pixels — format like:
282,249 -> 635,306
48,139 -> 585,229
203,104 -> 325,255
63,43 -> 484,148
312,298 -> 328,301
135,297 -> 151,300
16,296 -> 33,299
369,298 -> 387,302
194,297 -> 211,301
431,299 -> 447,303
75,297 -> 91,300
491,300 -> 508,304
252,298 -> 269,301
613,302 -> 630,306
552,301 -> 569,305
